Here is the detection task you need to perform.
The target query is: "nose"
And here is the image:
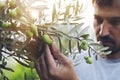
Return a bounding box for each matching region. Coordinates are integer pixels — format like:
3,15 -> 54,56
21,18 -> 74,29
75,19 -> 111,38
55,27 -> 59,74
99,21 -> 111,37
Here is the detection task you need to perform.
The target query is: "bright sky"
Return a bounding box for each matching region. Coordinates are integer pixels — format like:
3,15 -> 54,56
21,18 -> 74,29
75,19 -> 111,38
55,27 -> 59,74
30,0 -> 94,20
29,0 -> 95,38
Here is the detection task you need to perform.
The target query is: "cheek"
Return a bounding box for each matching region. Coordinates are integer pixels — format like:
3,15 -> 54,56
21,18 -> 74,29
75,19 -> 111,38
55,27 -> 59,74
94,26 -> 100,41
94,26 -> 100,36
112,27 -> 120,44
114,33 -> 120,45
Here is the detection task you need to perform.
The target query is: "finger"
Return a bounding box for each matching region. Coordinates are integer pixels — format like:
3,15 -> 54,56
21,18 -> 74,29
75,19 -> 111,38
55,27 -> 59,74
38,53 -> 49,80
34,60 -> 42,78
49,43 -> 69,64
44,44 -> 56,67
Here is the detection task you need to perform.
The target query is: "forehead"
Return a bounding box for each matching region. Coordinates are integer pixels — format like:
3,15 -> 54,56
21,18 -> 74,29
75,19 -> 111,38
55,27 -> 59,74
94,0 -> 120,17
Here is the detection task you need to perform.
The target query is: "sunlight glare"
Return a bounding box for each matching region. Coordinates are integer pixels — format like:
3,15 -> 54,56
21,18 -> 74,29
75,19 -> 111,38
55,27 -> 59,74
31,9 -> 39,20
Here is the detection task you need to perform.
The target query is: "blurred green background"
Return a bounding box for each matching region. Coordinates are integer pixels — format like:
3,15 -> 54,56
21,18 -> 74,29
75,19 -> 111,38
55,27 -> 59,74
3,58 -> 39,80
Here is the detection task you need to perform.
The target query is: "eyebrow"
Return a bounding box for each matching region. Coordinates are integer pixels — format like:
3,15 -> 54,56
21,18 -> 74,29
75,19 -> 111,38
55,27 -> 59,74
94,15 -> 120,20
94,15 -> 101,18
109,17 -> 120,20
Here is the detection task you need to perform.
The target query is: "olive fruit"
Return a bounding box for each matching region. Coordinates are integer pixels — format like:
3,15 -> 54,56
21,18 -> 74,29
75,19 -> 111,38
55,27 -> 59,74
81,44 -> 88,50
30,24 -> 38,37
26,30 -> 33,38
81,40 -> 88,50
16,8 -> 22,17
86,57 -> 93,64
84,56 -> 88,60
9,9 -> 17,18
84,56 -> 93,64
20,16 -> 27,22
2,21 -> 10,28
81,40 -> 87,45
42,34 -> 52,45
9,0 -> 17,9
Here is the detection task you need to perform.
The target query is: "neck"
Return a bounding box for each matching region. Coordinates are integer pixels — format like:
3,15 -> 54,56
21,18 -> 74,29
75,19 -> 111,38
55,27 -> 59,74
106,52 -> 120,59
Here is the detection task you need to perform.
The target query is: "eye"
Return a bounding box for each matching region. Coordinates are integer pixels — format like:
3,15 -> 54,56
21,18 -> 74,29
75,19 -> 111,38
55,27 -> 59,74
109,18 -> 120,26
94,16 -> 103,25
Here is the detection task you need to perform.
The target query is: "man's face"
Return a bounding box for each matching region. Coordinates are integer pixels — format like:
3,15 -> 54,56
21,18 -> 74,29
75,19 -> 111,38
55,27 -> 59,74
93,1 -> 120,54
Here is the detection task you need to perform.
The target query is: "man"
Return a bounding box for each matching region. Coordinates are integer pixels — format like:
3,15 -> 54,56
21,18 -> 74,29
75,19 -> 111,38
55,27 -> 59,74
35,0 -> 120,80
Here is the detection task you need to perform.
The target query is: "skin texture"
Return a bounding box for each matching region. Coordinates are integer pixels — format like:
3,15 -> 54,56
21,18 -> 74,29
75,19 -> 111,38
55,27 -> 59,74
35,43 -> 79,80
93,0 -> 120,59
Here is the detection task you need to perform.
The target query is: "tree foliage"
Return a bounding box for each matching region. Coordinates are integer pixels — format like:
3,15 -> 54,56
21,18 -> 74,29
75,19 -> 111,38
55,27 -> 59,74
0,0 -> 111,79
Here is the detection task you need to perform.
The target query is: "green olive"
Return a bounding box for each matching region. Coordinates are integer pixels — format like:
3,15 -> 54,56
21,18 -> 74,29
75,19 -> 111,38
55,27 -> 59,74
9,0 -> 17,9
20,16 -> 27,22
26,30 -> 33,38
81,43 -> 88,50
42,34 -> 52,45
30,24 -> 38,37
16,8 -> 22,16
81,40 -> 87,45
9,9 -> 17,18
86,57 -> 93,64
81,40 -> 88,50
2,21 -> 10,28
84,56 -> 88,60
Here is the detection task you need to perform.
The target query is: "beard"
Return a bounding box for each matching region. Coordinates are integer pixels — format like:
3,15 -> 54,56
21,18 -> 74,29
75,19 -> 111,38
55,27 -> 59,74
110,47 -> 120,54
97,35 -> 120,55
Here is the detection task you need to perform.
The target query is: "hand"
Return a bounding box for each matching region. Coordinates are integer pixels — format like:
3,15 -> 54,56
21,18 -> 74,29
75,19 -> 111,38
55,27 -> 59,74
35,43 -> 79,80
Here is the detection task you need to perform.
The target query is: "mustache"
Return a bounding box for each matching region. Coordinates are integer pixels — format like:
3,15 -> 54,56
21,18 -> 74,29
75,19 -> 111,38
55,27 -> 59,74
98,36 -> 115,43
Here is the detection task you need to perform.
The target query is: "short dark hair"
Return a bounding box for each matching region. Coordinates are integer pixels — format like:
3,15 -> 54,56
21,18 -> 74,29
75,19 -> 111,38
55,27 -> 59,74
92,0 -> 113,7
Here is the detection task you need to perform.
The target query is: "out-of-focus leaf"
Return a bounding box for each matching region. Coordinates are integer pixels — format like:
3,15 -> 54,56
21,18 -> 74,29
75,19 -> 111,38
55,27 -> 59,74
98,51 -> 112,57
89,42 -> 103,49
14,58 -> 29,68
79,2 -> 83,13
64,5 -> 70,19
88,48 -> 91,57
95,55 -> 98,60
0,70 -> 5,80
67,23 -> 84,34
58,0 -> 61,9
0,73 -> 4,80
52,3 -> 56,22
0,64 -> 14,72
103,51 -> 112,55
4,76 -> 9,80
58,36 -> 62,52
74,62 -> 81,66
69,40 -> 72,53
78,26 -> 89,37
50,27 -> 57,31
80,34 -> 89,39
60,22 -> 79,25
29,61 -> 35,69
75,0 -> 79,16
96,46 -> 109,51
24,72 -> 27,80
56,30 -> 71,39
77,41 -> 81,53
72,17 -> 84,21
